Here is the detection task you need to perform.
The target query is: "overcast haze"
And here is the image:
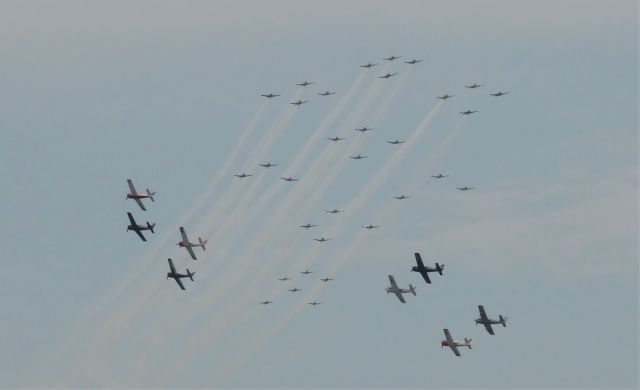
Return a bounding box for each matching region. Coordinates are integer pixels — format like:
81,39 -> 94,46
0,0 -> 637,388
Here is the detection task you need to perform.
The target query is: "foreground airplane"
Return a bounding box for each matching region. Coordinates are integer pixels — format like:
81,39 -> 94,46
177,226 -> 207,260
349,155 -> 367,160
394,194 -> 410,200
457,186 -> 474,191
259,162 -> 277,168
387,139 -> 405,144
442,329 -> 472,357
300,224 -> 317,229
460,110 -> 478,115
326,209 -> 343,214
166,258 -> 195,291
126,179 -> 155,211
386,275 -> 416,303
465,83 -> 483,89
475,305 -> 507,335
490,91 -> 510,96
260,300 -> 273,305
308,301 -> 322,306
405,59 -> 423,64
431,174 -> 449,179
290,100 -> 309,106
411,252 -> 444,284
383,55 -> 401,61
327,136 -> 346,142
301,270 -> 313,274
354,126 -> 373,133
318,91 -> 336,96
436,94 -> 455,100
289,288 -> 303,292
320,277 -> 333,282
281,176 -> 298,182
261,93 -> 280,99
360,62 -> 378,68
362,224 -> 380,230
126,212 -> 155,242
278,276 -> 291,281
378,72 -> 398,79
296,81 -> 314,87
234,173 -> 252,178
314,237 -> 331,242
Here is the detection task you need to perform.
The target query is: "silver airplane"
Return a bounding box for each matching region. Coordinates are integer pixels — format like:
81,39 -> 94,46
278,276 -> 291,281
166,258 -> 195,291
289,288 -> 303,292
411,252 -> 444,284
126,212 -> 155,242
387,139 -> 405,144
177,226 -> 207,260
456,186 -> 474,191
281,177 -> 298,182
475,305 -> 507,335
314,237 -> 331,242
460,110 -> 478,115
349,155 -> 368,160
354,126 -> 373,133
490,91 -> 510,96
261,93 -> 280,99
318,91 -> 336,96
394,194 -> 410,200
404,59 -> 423,64
383,55 -> 401,61
431,174 -> 449,178
378,72 -> 398,79
327,136 -> 346,142
260,300 -> 273,305
300,224 -> 317,229
326,209 -> 343,214
308,301 -> 322,306
442,329 -> 472,357
320,277 -> 333,282
465,83 -> 483,89
296,81 -> 314,87
436,94 -> 455,100
234,173 -> 252,178
259,162 -> 278,168
126,179 -> 155,211
386,274 -> 416,303
290,100 -> 309,106
300,269 -> 313,275
362,224 -> 380,230
360,62 -> 378,68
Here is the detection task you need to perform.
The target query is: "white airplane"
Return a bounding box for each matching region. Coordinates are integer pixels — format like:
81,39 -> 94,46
177,226 -> 207,260
126,179 -> 155,211
386,274 -> 416,303
441,329 -> 472,357
475,305 -> 507,335
166,258 -> 195,291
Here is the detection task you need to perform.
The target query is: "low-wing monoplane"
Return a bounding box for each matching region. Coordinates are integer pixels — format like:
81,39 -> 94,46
394,194 -> 410,200
177,226 -> 207,260
308,301 -> 322,306
362,224 -> 380,230
475,305 -> 507,335
360,62 -> 378,68
290,100 -> 309,106
126,179 -> 155,211
281,176 -> 298,182
259,162 -> 278,168
411,252 -> 444,284
300,224 -> 317,229
465,83 -> 483,89
354,126 -> 373,133
278,276 -> 291,281
314,237 -> 331,242
126,212 -> 155,242
261,93 -> 280,99
404,59 -> 423,64
436,94 -> 455,100
349,154 -> 368,160
383,55 -> 401,61
166,258 -> 195,291
261,300 -> 273,305
300,269 -> 313,275
320,277 -> 333,282
234,173 -> 252,178
386,274 -> 416,303
378,72 -> 398,79
441,329 -> 472,357
296,81 -> 314,87
318,91 -> 336,96
289,288 -> 303,292
456,186 -> 474,191
326,209 -> 342,214
490,91 -> 510,96
431,174 -> 449,178
387,139 -> 405,144
327,136 -> 346,142
460,110 -> 478,115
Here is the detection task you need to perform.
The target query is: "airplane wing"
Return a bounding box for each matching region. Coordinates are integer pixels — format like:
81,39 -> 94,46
444,329 -> 460,356
478,305 -> 494,334
414,252 -> 425,269
420,270 -> 431,284
127,179 -> 138,195
134,198 -> 146,211
134,229 -> 146,242
478,305 -> 489,321
394,290 -> 406,303
185,245 -> 197,260
168,259 -> 177,274
483,322 -> 495,335
388,275 -> 399,289
179,227 -> 190,243
127,212 -> 137,225
174,277 -> 186,291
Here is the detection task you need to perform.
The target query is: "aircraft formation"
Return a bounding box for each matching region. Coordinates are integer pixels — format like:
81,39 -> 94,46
125,53 -> 512,353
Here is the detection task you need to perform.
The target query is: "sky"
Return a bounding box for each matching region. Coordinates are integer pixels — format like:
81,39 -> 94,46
0,0 -> 637,388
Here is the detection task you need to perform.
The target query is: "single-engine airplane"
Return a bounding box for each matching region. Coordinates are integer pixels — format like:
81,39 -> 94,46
411,252 -> 444,284
177,226 -> 207,260
126,212 -> 155,242
166,258 -> 195,291
442,328 -> 472,357
386,274 -> 416,303
126,179 -> 155,211
475,305 -> 507,335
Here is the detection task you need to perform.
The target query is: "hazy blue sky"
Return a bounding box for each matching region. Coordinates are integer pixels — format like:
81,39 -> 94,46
0,0 -> 637,388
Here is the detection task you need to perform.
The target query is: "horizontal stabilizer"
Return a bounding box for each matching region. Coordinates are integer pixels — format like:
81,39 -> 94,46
147,222 -> 156,234
199,238 -> 207,250
187,269 -> 195,281
146,189 -> 155,202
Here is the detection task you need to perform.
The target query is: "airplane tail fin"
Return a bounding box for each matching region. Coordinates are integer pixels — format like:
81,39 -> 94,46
199,238 -> 207,250
500,315 -> 507,327
187,269 -> 195,281
147,222 -> 156,234
146,189 -> 155,202
436,263 -> 444,275
465,338 -> 472,348
409,284 -> 416,296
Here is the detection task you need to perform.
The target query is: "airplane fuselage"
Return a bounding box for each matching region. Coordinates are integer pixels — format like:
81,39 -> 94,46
127,193 -> 152,200
441,340 -> 472,348
128,224 -> 152,231
178,241 -> 201,248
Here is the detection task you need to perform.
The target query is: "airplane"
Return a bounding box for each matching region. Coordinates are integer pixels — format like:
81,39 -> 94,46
327,136 -> 346,142
289,288 -> 303,292
387,139 -> 405,144
320,277 -> 333,282
234,173 -> 252,178
475,305 -> 507,335
456,186 -> 474,191
126,212 -> 155,242
259,162 -> 278,168
281,177 -> 298,182
383,55 -> 401,61
126,179 -> 155,211
490,91 -> 510,96
394,194 -> 410,200
441,329 -> 472,357
300,224 -> 317,229
278,276 -> 291,281
308,301 -> 322,306
166,258 -> 195,291
349,155 -> 368,160
360,62 -> 378,68
261,93 -> 280,99
362,225 -> 380,230
386,274 -> 416,303
318,91 -> 336,96
411,252 -> 444,284
404,59 -> 423,64
459,110 -> 478,115
465,83 -> 483,89
296,81 -> 314,87
378,72 -> 398,79
431,174 -> 449,178
354,126 -> 373,133
326,209 -> 342,214
314,237 -> 331,242
177,226 -> 207,260
436,94 -> 454,100
300,270 -> 313,275
260,300 -> 273,305
290,100 -> 309,106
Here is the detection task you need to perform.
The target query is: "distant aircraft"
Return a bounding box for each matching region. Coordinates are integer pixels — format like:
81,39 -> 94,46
394,194 -> 410,200
320,277 -> 334,282
436,94 -> 455,100
126,179 -> 155,211
300,270 -> 313,275
360,62 -> 378,68
465,83 -> 483,89
354,126 -> 373,133
296,81 -> 314,87
308,301 -> 322,306
314,237 -> 331,242
326,209 -> 343,214
289,288 -> 303,292
456,186 -> 474,191
281,176 -> 298,182
387,139 -> 405,144
349,155 -> 368,160
362,224 -> 380,230
278,276 -> 291,281
475,305 -> 507,335
383,55 -> 401,61
261,93 -> 280,99
259,162 -> 278,168
404,59 -> 423,64
290,100 -> 309,106
490,91 -> 510,96
431,174 -> 449,178
300,224 -> 317,229
261,300 -> 273,305
378,72 -> 398,79
441,329 -> 472,357
177,226 -> 207,260
166,258 -> 195,291
411,252 -> 444,284
386,274 -> 416,303
327,136 -> 346,142
318,91 -> 336,96
234,173 -> 252,178
459,110 -> 478,115
126,212 -> 155,242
